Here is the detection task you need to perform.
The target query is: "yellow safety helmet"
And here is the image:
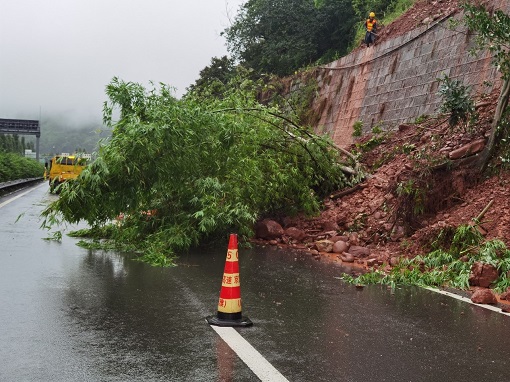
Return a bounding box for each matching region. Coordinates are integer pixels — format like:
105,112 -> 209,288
369,12 -> 375,18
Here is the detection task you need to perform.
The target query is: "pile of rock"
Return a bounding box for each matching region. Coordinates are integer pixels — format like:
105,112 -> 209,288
254,218 -> 388,267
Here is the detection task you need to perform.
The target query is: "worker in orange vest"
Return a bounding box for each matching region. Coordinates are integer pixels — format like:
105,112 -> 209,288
364,12 -> 377,47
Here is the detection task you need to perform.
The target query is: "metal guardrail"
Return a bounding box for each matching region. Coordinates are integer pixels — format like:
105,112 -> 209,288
0,177 -> 45,192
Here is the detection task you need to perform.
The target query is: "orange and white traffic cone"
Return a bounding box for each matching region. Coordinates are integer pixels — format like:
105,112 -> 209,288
206,234 -> 253,327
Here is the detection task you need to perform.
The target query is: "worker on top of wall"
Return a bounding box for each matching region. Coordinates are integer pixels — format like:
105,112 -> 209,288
365,12 -> 377,47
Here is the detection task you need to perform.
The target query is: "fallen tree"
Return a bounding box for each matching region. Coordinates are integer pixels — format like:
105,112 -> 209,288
41,76 -> 362,264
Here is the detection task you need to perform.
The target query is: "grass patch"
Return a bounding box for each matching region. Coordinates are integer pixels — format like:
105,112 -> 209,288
341,225 -> 510,293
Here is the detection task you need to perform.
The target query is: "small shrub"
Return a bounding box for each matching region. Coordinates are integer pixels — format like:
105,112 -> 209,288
396,179 -> 427,216
437,74 -> 476,128
401,143 -> 416,154
371,124 -> 383,134
352,120 -> 363,137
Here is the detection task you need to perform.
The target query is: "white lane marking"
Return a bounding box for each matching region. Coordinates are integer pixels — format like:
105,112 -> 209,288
210,325 -> 290,382
0,183 -> 45,209
424,286 -> 510,316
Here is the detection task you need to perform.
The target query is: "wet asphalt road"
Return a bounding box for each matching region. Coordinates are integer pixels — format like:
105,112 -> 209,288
2,183 -> 510,381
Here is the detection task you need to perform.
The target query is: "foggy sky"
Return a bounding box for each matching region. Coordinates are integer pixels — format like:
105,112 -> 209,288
0,0 -> 245,124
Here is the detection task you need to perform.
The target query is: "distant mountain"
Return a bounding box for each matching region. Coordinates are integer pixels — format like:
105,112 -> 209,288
27,116 -> 111,160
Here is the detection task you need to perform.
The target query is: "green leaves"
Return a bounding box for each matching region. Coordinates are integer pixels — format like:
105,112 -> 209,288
460,2 -> 510,171
187,56 -> 236,99
223,0 -> 356,76
462,2 -> 510,80
342,226 -> 510,293
437,74 -> 476,128
42,77 -> 356,263
0,152 -> 45,182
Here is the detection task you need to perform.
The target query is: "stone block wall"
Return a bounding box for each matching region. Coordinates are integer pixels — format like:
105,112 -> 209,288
313,0 -> 509,148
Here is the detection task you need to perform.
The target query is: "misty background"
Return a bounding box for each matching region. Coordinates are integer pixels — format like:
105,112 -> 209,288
0,0 -> 244,157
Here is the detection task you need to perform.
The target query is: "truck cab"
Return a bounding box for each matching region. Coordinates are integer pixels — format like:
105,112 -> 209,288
48,153 -> 89,193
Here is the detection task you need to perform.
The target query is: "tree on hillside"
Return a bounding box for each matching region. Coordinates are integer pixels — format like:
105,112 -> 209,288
223,0 -> 319,76
0,134 -> 30,154
186,56 -> 236,98
223,0 -> 356,76
314,0 -> 358,63
461,2 -> 510,171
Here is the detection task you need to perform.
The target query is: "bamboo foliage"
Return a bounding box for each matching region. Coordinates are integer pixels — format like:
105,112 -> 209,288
42,77 -> 358,262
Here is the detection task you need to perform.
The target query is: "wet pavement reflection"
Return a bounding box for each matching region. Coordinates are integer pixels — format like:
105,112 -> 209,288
2,185 -> 510,381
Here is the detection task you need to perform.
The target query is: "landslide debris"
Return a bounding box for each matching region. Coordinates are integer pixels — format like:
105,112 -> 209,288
252,0 -> 510,308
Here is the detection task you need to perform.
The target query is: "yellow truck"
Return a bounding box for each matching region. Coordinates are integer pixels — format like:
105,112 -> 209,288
47,154 -> 88,193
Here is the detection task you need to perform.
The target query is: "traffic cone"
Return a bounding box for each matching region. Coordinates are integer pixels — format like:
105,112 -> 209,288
206,234 -> 253,327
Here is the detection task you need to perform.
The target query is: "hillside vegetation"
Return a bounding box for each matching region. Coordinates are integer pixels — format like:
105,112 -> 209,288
0,135 -> 44,182
189,0 -> 416,91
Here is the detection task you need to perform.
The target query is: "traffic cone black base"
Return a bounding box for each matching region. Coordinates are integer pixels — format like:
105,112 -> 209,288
206,314 -> 253,327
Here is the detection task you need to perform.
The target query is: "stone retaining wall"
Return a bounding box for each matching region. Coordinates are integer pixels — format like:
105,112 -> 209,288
312,0 -> 509,148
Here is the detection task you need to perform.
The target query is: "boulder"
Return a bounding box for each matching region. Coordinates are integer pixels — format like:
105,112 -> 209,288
389,256 -> 401,267
332,240 -> 349,254
366,258 -> 378,267
339,252 -> 355,263
471,288 -> 497,305
281,216 -> 295,228
315,240 -> 334,253
348,245 -> 371,258
330,235 -> 349,243
499,287 -> 510,300
284,227 -> 307,242
390,226 -> 405,241
255,219 -> 284,240
398,124 -> 413,132
348,232 -> 360,246
469,262 -> 499,288
422,16 -> 434,25
322,221 -> 340,232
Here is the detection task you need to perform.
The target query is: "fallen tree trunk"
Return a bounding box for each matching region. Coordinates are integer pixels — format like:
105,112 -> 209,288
474,78 -> 510,171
